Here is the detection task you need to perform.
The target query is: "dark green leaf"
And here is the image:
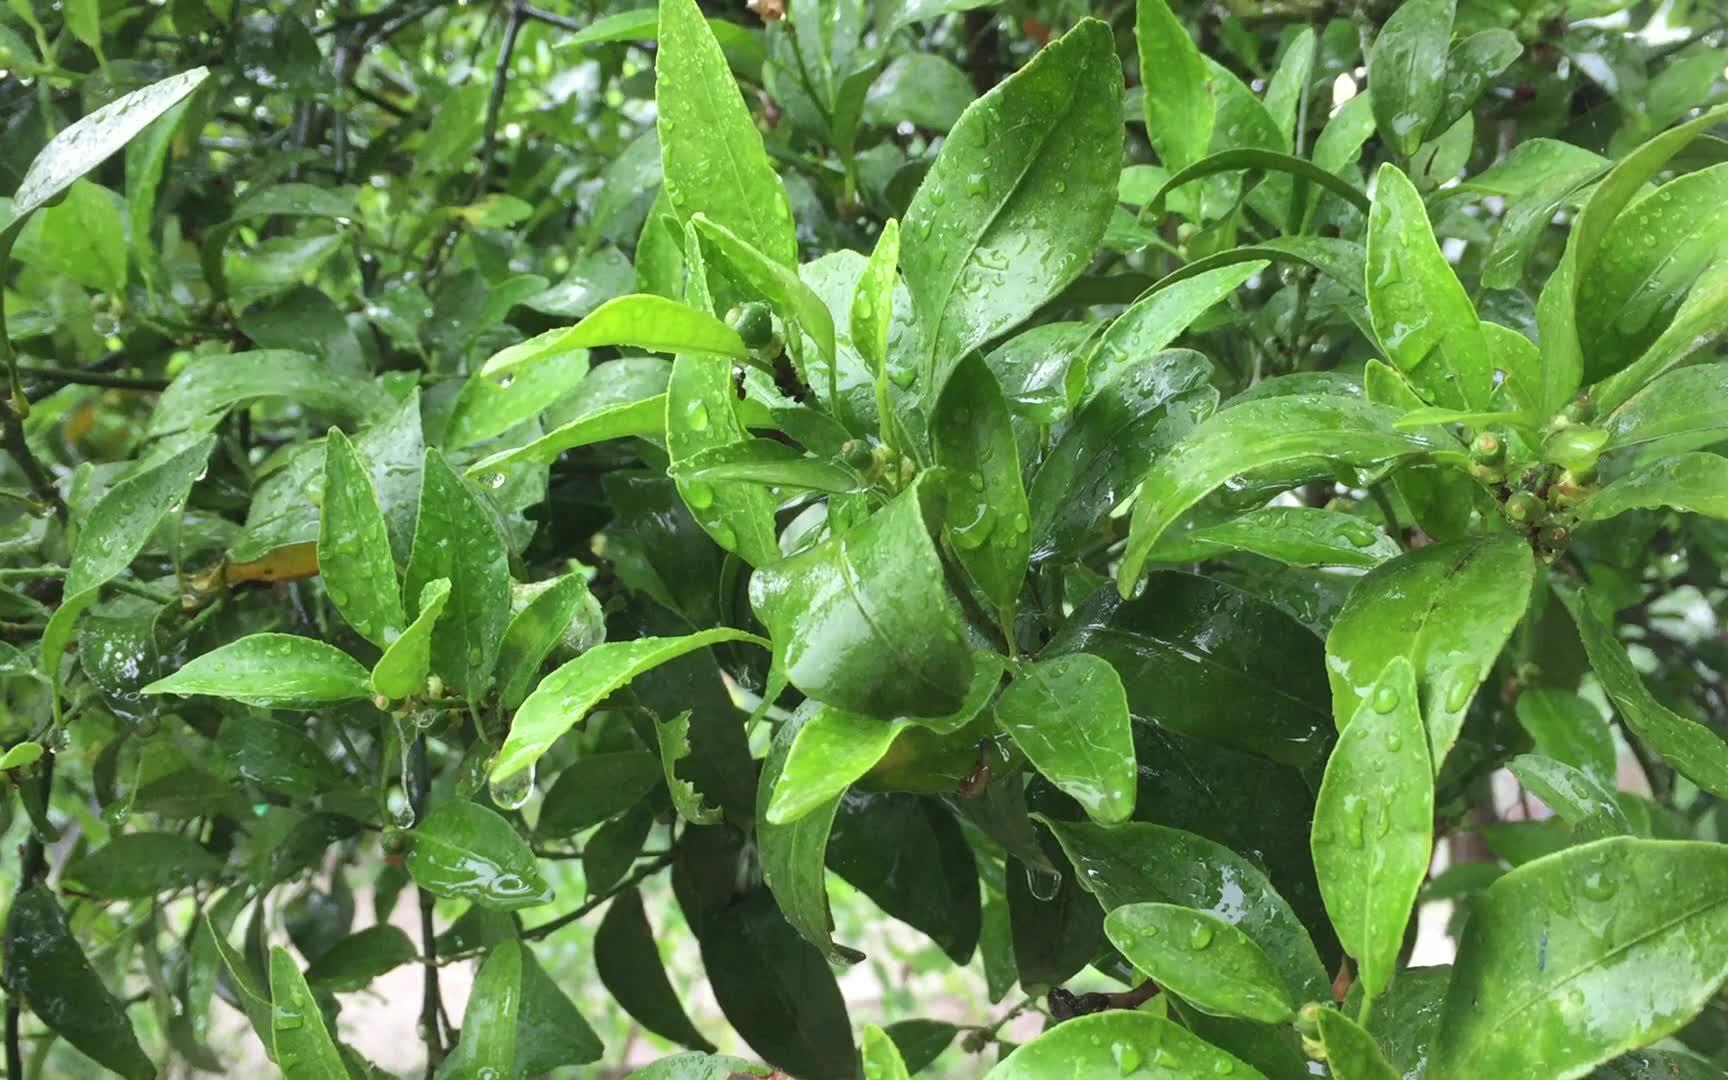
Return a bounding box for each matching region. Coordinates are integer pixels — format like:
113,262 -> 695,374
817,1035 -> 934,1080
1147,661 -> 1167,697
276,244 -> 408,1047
1106,902 -> 1296,1023
538,752 -> 662,835
1515,689 -> 1617,783
983,1011 -> 1262,1079
441,939 -> 520,1079
1429,29 -> 1521,139
1575,452 -> 1728,523
403,449 -> 512,698
596,887 -> 716,1052
997,654 -> 1134,824
1367,0 -> 1452,158
516,946 -> 604,1071
828,792 -> 982,965
148,352 -> 392,438
493,573 -> 605,711
862,1024 -> 912,1080
304,926 -> 417,993
3,884 -> 155,1080
319,428 -> 405,649
64,831 -> 223,898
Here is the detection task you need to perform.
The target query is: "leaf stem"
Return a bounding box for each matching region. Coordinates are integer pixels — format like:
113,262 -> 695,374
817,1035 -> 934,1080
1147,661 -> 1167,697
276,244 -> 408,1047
521,852 -> 676,941
4,753 -> 53,1080
410,736 -> 446,1077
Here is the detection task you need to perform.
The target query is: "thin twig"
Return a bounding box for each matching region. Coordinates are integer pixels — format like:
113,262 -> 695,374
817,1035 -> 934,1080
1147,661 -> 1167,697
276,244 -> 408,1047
518,4 -> 582,31
522,853 -> 676,941
4,754 -> 54,1080
17,366 -> 169,392
410,737 -> 445,1076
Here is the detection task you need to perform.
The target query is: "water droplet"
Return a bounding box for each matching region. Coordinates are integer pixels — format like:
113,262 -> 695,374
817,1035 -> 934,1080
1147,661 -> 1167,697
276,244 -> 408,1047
930,188 -> 946,207
495,373 -> 516,389
1214,1060 -> 1235,1075
965,173 -> 988,197
1384,732 -> 1404,752
1445,676 -> 1475,713
685,400 -> 710,432
488,762 -> 535,811
685,481 -> 715,510
1026,865 -> 1062,901
1579,867 -> 1618,902
1343,796 -> 1367,848
484,472 -> 507,490
1372,684 -> 1400,712
1011,512 -> 1029,533
1055,180 -> 1067,193
889,364 -> 917,389
1113,1041 -> 1142,1074
711,522 -> 737,548
1188,922 -> 1214,950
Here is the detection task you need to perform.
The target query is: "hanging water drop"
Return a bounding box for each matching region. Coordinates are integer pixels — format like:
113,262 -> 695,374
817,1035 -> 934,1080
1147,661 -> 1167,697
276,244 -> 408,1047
1026,865 -> 1062,901
488,761 -> 535,811
1188,922 -> 1214,950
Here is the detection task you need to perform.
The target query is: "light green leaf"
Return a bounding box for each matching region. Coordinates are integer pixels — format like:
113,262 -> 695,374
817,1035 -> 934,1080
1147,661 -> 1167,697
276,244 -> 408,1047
441,940 -> 521,1078
1317,1007 -> 1400,1080
1507,754 -> 1633,838
1560,587 -> 1728,799
1135,0 -> 1213,171
749,475 -> 973,718
493,574 -> 604,711
1575,453 -> 1728,522
407,801 -> 552,911
1078,262 -> 1262,407
1324,534 -> 1534,764
1429,838 -> 1728,1080
1367,0 -> 1452,158
319,428 -> 405,648
1118,396 -> 1452,593
656,0 -> 795,267
861,1024 -> 912,1080
479,296 -> 744,382
851,218 -> 899,436
998,654 -> 1134,824
1105,903 -> 1295,1023
1603,364 -> 1728,450
984,1012 -> 1264,1079
144,633 -> 372,709
490,628 -> 768,783
403,449 -> 512,698
658,710 -> 722,826
268,947 -> 350,1079
1430,29 -> 1521,139
66,435 -> 214,598
1596,258 -> 1728,413
1137,506 -> 1400,569
692,213 -> 834,368
1312,656 -> 1433,1003
148,351 -> 392,438
448,346 -> 590,448
1515,688 -> 1617,783
757,707 -> 859,964
370,578 -> 451,701
669,439 -> 863,494
902,19 -> 1122,398
9,67 -> 210,224
933,351 -> 1029,621
1367,164 -> 1493,411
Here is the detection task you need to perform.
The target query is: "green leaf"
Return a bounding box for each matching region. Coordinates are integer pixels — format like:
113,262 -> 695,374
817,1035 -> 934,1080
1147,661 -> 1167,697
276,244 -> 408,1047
828,792 -> 982,965
490,628 -> 767,783
493,573 -> 604,711
1042,818 -> 1332,1003
442,940 -> 521,1079
516,946 -> 604,1071
670,439 -> 863,495
148,351 -> 391,438
1594,1051 -> 1728,1080
765,653 -> 1002,825
1142,237 -> 1368,303
8,67 -> 209,225
1048,576 -> 1334,770
1317,1007 -> 1400,1080
478,297 -> 743,384
1117,396 -> 1452,593
1515,689 -> 1617,783
1430,29 -> 1521,139
1506,754 -> 1633,838
1106,903 -> 1295,1023
658,709 -> 723,826
448,345 -> 590,448
998,654 -> 1134,824
933,351 -> 1030,620
64,832 -> 224,898
539,751 -> 661,835
219,717 -> 347,798
1312,656 -> 1433,1002
1603,364 -> 1728,450
66,434 -> 214,598
861,1024 -> 912,1080
850,218 -> 900,434
13,179 -> 126,292
1429,838 -> 1728,1080
757,707 -> 857,964
656,0 -> 795,267
1596,258 -> 1728,414
3,885 -> 155,1080
1147,148 -> 1371,220
1480,159 -> 1607,291
319,428 -> 405,649
665,219 -> 782,567
1575,453 -> 1728,523
1367,0 -> 1452,158
303,926 -> 417,993
370,578 -> 451,701
1367,164 -> 1493,411
207,906 -> 274,1057
1138,506 -> 1400,569
1576,164 -> 1728,383
750,475 -> 973,718
1135,0 -> 1213,172
471,355 -> 669,473
1078,262 -> 1261,407
268,946 -> 349,1079
406,801 -> 552,911
692,213 -> 834,368
1560,587 -> 1728,798
403,449 -> 512,698
144,633 -> 372,709
901,18 -> 1122,397
984,1011 -> 1263,1079
1324,535 -> 1535,764
596,887 -> 716,1052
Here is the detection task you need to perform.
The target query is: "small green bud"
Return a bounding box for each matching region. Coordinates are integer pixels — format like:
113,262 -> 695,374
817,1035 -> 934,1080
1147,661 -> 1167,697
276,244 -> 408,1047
371,693 -> 392,711
425,674 -> 445,700
839,439 -> 875,472
1295,1002 -> 1325,1039
726,301 -> 775,350
1505,491 -> 1544,524
381,827 -> 413,856
1561,392 -> 1596,425
1539,524 -> 1569,550
1470,432 -> 1506,465
1553,470 -> 1595,507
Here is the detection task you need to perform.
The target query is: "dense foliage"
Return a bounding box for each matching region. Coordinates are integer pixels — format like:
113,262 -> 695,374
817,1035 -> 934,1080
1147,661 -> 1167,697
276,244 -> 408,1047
2,0 -> 1728,1076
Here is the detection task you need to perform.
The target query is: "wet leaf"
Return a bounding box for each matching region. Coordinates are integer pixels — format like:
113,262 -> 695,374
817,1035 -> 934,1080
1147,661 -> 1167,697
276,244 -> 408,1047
1602,364 -> 1728,451
319,428 -> 404,648
267,946 -> 349,1078
1076,263 -> 1260,407
144,633 -> 372,709
997,654 -> 1134,824
304,925 -> 417,993
1311,656 -> 1433,1003
370,577 -> 451,701
932,351 -> 1029,620
407,801 -> 552,911
493,573 -> 605,711
1367,0 -> 1451,158
402,449 -> 512,698
1138,506 -> 1400,569
490,627 -> 767,783
1575,452 -> 1728,523
64,831 -> 224,898
692,213 -> 834,367
3,884 -> 155,1080
1515,689 -> 1617,783
984,1011 -> 1263,1079
1507,754 -> 1633,838
1135,0 -> 1212,172
1429,838 -> 1728,1080
440,939 -> 521,1079
538,751 -> 662,835
757,707 -> 858,964
148,351 -> 391,438
596,887 -> 716,1052
447,343 -> 590,448
1106,902 -> 1296,1023
1318,1007 -> 1400,1080
66,435 -> 215,598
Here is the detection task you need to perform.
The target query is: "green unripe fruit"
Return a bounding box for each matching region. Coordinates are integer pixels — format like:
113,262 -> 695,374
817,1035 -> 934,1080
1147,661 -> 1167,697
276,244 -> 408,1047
1470,432 -> 1506,465
1553,469 -> 1595,507
839,439 -> 875,472
1295,1002 -> 1325,1040
726,302 -> 774,350
1561,392 -> 1596,425
1505,491 -> 1544,524
381,828 -> 413,856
